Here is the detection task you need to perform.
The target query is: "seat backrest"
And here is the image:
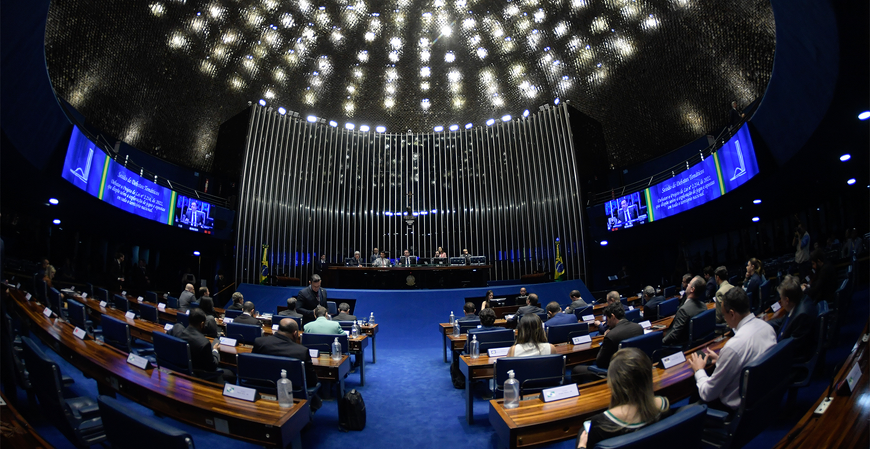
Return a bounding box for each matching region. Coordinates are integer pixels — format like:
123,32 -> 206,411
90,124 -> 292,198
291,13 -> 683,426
95,287 -> 109,303
226,322 -> 262,344
100,315 -> 132,352
535,312 -> 549,322
759,279 -> 771,303
338,320 -> 356,331
728,275 -> 740,286
327,301 -> 337,316
301,333 -> 349,354
662,285 -> 676,298
625,308 -> 641,323
166,296 -> 179,309
20,336 -> 65,408
175,312 -> 190,327
573,306 -> 594,321
656,298 -> 679,318
140,303 -> 159,323
236,353 -> 310,398
84,282 -> 95,299
98,395 -> 194,449
224,309 -> 243,319
494,354 -> 565,395
152,331 -> 194,375
48,287 -> 63,312
546,323 -> 589,344
113,294 -> 129,312
458,319 -> 482,335
593,404 -> 707,449
66,300 -> 88,330
687,309 -> 716,347
145,291 -> 158,303
729,338 -> 795,448
620,297 -> 628,307
619,332 -> 663,360
467,328 -> 516,352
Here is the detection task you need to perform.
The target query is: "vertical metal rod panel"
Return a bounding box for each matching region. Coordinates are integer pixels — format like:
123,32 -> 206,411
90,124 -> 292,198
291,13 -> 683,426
234,106 -> 586,284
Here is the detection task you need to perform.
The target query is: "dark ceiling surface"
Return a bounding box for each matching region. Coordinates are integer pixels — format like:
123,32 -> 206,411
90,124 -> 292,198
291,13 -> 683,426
45,0 -> 775,173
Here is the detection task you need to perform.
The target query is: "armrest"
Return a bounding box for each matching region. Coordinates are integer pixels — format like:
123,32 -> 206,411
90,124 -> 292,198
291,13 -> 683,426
66,397 -> 100,420
587,365 -> 608,377
705,407 -> 730,427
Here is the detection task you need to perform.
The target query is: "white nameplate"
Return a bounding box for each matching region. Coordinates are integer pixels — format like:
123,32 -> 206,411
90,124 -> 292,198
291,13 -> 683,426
272,325 -> 279,331
639,320 -> 651,329
309,348 -> 319,358
223,383 -> 258,402
43,307 -> 53,317
771,301 -> 781,312
164,323 -> 174,331
158,303 -> 166,311
125,311 -> 136,320
223,317 -> 234,324
137,296 -> 144,302
16,283 -> 20,289
629,306 -> 634,311
99,301 -> 108,308
541,384 -> 580,403
122,291 -> 127,296
219,337 -> 237,347
679,290 -> 686,296
572,335 -> 592,345
661,351 -> 687,369
186,310 -> 190,315
25,293 -> 32,301
82,292 -> 87,299
582,315 -> 595,322
644,329 -> 654,334
487,347 -> 510,357
127,353 -> 151,370
846,362 -> 863,393
73,327 -> 87,340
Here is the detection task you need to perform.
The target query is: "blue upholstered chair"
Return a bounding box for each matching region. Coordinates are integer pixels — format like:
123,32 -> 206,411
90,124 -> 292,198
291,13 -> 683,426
338,320 -> 356,331
95,287 -> 109,304
789,304 -> 832,398
224,308 -> 243,319
302,333 -> 349,355
236,353 -> 320,402
493,354 -> 566,398
327,301 -> 338,316
145,291 -> 158,303
113,294 -> 129,313
20,336 -> 106,446
101,315 -> 133,352
625,308 -> 642,323
48,287 -> 65,318
703,338 -> 795,448
152,332 -> 194,375
175,311 -> 190,327
140,302 -> 159,323
465,328 -> 515,353
656,298 -> 679,318
226,322 -> 262,345
546,323 -> 589,344
593,404 -> 707,449
98,395 -> 194,449
573,306 -> 595,321
686,308 -> 717,348
457,319 -> 482,335
662,285 -> 676,299
166,296 -> 179,309
66,299 -> 92,333
619,332 -> 663,360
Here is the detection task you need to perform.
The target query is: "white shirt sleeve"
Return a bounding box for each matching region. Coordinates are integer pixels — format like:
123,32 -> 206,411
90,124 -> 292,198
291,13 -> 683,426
694,346 -> 739,403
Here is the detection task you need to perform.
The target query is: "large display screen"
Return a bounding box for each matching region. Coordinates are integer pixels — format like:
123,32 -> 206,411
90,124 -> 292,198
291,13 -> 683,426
174,195 -> 215,234
602,124 -> 758,231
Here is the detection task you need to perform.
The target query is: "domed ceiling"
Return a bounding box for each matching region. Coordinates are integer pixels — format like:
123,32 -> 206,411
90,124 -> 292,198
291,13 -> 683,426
45,0 -> 775,173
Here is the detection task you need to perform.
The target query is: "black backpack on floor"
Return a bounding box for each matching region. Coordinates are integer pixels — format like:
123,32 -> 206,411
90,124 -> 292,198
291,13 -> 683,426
339,389 -> 366,431
450,358 -> 466,389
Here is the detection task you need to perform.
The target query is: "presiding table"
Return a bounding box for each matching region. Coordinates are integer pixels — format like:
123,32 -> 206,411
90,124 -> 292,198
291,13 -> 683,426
326,265 -> 490,289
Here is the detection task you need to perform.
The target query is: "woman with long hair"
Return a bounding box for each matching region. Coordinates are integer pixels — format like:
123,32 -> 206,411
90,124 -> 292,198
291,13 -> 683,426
507,314 -> 556,357
576,348 -> 670,448
482,290 -> 495,309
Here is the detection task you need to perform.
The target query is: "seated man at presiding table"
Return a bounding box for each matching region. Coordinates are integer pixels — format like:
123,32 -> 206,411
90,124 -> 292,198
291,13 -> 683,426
234,301 -> 263,326
303,306 -> 343,334
226,292 -> 244,310
544,301 -> 579,326
175,308 -> 236,383
333,302 -> 356,321
458,302 -> 478,322
572,302 -> 643,382
253,318 -> 321,410
278,297 -> 304,318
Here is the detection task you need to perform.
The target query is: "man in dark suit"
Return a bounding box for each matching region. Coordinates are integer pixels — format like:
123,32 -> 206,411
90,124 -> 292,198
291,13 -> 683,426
514,287 -> 530,305
315,255 -> 328,277
804,249 -> 837,304
226,292 -> 244,310
678,273 -> 692,306
511,294 -> 544,323
544,301 -> 578,326
178,309 -> 234,383
662,276 -> 708,345
278,297 -> 304,318
233,301 -> 263,326
564,290 -> 588,313
297,274 -> 327,324
178,283 -> 196,312
333,303 -> 356,321
593,291 -> 629,334
616,199 -> 637,223
704,266 -> 717,302
108,252 -> 126,291
253,318 -> 319,388
641,286 -> 665,321
457,302 -> 478,322
769,275 -> 818,363
572,302 -> 643,381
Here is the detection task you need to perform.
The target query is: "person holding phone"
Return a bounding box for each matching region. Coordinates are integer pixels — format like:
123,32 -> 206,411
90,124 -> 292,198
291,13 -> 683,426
576,348 -> 671,449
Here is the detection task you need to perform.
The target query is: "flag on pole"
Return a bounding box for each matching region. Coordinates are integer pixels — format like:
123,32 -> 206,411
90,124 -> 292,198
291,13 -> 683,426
554,238 -> 565,281
259,245 -> 270,285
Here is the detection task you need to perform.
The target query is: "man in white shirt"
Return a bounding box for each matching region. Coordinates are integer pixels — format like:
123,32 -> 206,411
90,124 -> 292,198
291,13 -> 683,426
688,287 -> 776,413
373,251 -> 391,267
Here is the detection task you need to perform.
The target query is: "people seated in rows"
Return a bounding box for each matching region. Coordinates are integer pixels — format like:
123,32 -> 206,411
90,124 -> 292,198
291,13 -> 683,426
348,251 -> 364,267
507,314 -> 556,357
678,273 -> 692,305
370,247 -> 380,264
841,228 -> 863,257
713,266 -> 735,324
743,258 -> 764,307
544,301 -> 578,326
662,276 -> 707,346
253,318 -> 320,388
197,287 -> 219,337
572,303 -> 644,382
803,249 -> 837,304
576,348 -> 671,449
226,292 -> 244,310
769,275 -> 818,363
688,287 -> 776,414
334,303 -> 356,321
304,306 -> 343,334
234,301 -> 262,326
564,290 -> 588,313
175,308 -> 235,383
178,283 -> 196,312
515,287 -> 530,305
435,247 -> 447,258
458,302 -> 478,321
297,274 -> 327,324
278,297 -> 303,318
481,290 -> 495,309
464,308 -> 500,353
593,291 -> 627,334
641,286 -> 665,321
373,251 -> 391,267
704,266 -> 718,301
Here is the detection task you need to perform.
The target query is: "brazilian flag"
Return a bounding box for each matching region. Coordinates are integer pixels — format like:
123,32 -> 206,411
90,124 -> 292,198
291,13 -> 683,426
259,245 -> 269,285
554,238 -> 566,281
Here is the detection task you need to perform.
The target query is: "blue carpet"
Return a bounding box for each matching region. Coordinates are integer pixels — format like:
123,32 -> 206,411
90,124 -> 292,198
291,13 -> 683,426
8,283 -> 868,449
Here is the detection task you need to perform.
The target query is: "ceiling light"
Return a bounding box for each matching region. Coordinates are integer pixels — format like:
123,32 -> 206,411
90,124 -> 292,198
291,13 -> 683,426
52,219 -> 61,225
307,115 -> 317,122
434,126 -> 444,132
360,125 -> 370,132
465,123 -> 473,129
486,119 -> 495,126
193,251 -> 201,256
258,99 -> 266,106
751,217 -> 760,222
345,123 -> 355,130
501,115 -> 511,122
858,111 -> 870,120
329,121 -> 338,127
847,178 -> 856,185
554,98 -> 560,105
376,126 -> 386,133
48,198 -> 59,205
449,124 -> 459,131
444,52 -> 455,62
752,199 -> 761,204
600,240 -> 608,246
523,110 -> 529,117
840,154 -> 851,161
278,107 -> 286,115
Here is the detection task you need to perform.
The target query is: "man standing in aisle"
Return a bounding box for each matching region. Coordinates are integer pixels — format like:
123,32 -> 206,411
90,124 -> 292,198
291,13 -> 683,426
297,274 -> 327,324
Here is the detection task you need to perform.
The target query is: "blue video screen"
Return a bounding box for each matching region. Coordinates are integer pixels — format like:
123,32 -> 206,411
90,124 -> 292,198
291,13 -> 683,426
174,195 -> 215,234
645,156 -> 722,222
716,125 -> 759,193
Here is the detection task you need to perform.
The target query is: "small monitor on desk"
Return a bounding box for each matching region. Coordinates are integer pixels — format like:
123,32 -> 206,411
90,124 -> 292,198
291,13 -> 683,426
449,257 -> 467,266
491,298 -> 506,307
469,256 -> 486,265
418,257 -> 431,266
433,257 -> 448,266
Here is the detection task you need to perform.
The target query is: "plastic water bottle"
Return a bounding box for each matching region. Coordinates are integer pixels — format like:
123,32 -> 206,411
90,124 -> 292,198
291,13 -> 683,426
470,334 -> 480,359
352,320 -> 360,337
504,370 -> 519,409
331,337 -> 342,361
369,312 -> 375,325
449,311 -> 455,324
277,369 -> 293,408
453,320 -> 460,336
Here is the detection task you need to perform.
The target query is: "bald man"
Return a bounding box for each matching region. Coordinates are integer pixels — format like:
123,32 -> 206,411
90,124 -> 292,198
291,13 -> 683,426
178,283 -> 196,312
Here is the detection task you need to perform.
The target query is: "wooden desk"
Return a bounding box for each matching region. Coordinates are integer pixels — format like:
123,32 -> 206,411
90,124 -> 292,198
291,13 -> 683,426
9,291 -> 309,448
488,336 -> 730,448
773,321 -> 870,449
1,391 -> 52,449
326,265 -> 491,289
